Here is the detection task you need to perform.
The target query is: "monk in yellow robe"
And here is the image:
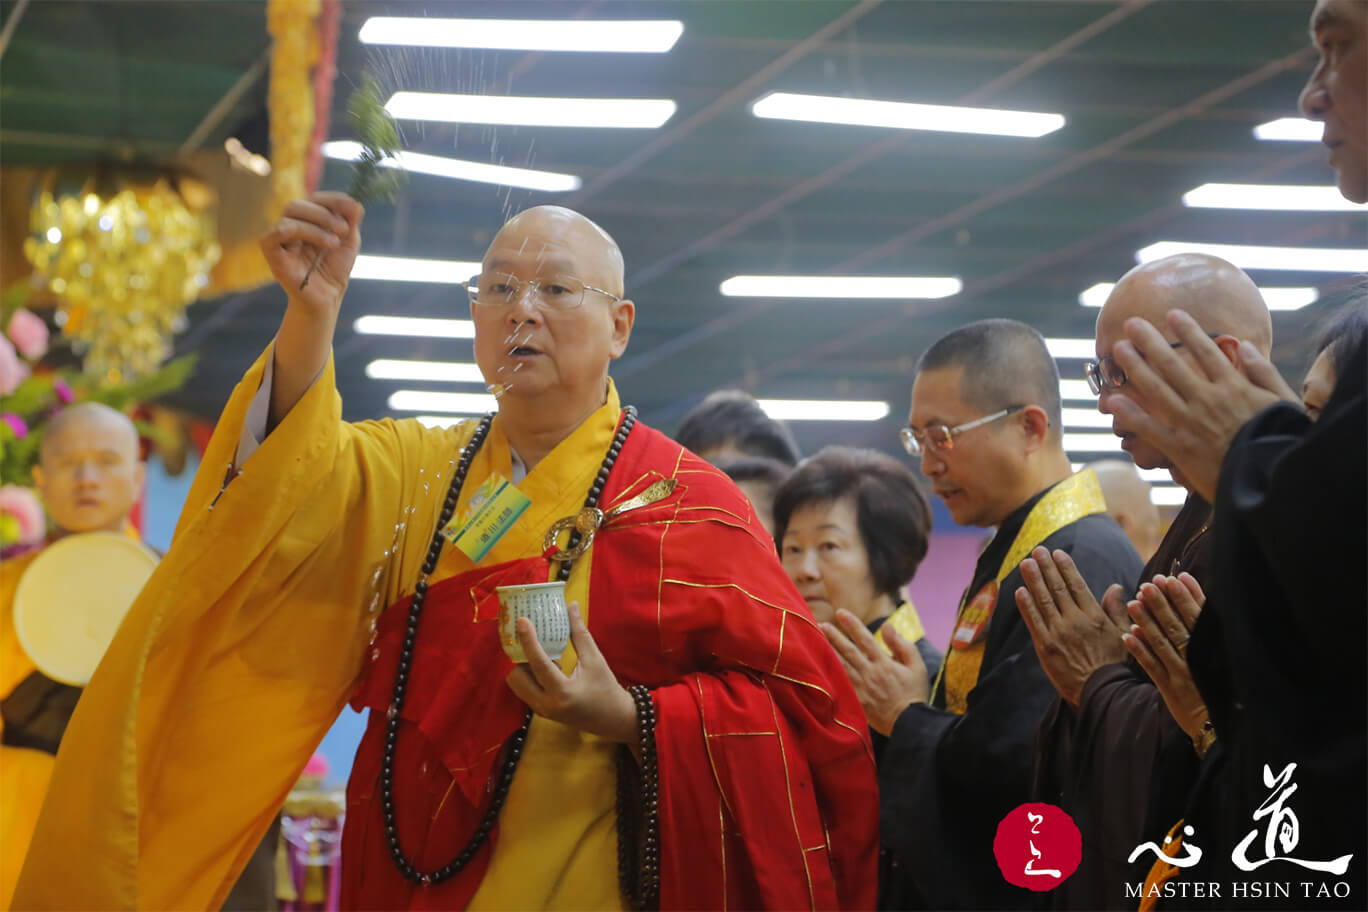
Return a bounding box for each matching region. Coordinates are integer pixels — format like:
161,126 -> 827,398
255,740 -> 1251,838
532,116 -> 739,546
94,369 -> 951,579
0,403 -> 145,909
16,194 -> 877,910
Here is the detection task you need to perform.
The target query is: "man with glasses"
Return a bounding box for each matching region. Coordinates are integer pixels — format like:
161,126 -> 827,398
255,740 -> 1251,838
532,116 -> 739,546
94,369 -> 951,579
17,196 -> 878,911
822,318 -> 1141,909
1020,252 -> 1274,909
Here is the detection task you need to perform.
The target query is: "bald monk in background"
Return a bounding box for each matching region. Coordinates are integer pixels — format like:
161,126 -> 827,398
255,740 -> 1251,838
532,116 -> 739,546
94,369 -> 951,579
0,403 -> 145,908
1022,254 -> 1273,909
1089,459 -> 1161,563
1,404 -> 279,911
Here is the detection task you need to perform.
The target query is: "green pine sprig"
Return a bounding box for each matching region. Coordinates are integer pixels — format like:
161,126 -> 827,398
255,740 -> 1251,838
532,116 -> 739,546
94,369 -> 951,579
345,73 -> 405,204
301,74 -> 406,289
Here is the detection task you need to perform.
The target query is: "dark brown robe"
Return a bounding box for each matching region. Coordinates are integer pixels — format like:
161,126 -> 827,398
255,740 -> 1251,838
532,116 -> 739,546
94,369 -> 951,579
1030,495 -> 1214,909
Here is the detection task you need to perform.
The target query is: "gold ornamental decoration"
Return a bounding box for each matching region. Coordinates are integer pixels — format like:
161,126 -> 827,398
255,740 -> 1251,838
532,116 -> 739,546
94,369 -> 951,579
23,168 -> 221,383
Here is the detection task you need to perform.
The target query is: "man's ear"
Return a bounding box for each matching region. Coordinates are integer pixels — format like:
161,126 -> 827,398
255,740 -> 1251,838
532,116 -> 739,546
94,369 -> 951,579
609,298 -> 635,359
1019,405 -> 1053,452
1214,334 -> 1243,368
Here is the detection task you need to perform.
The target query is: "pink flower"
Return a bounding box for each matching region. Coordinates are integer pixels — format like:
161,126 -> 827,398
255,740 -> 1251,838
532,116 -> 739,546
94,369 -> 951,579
2,413 -> 27,438
0,484 -> 45,545
6,308 -> 49,360
53,377 -> 74,404
302,752 -> 331,780
0,337 -> 29,396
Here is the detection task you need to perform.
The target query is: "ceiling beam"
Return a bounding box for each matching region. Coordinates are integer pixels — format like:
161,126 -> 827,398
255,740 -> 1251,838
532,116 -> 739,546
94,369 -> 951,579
645,40 -> 1320,423
615,0 -> 1153,381
567,0 -> 886,207
177,48 -> 270,159
660,142 -> 1325,425
0,0 -> 30,63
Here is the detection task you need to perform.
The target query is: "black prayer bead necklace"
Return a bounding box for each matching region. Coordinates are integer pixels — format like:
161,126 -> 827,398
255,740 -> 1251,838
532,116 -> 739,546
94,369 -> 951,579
380,406 -> 638,887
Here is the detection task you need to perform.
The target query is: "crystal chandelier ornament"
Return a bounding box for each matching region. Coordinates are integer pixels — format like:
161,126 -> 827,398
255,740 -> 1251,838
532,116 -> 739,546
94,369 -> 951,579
23,166 -> 221,383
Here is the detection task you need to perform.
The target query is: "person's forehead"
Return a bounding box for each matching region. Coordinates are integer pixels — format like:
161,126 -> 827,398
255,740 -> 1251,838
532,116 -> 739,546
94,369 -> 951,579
788,495 -> 857,529
908,367 -> 972,422
1310,0 -> 1363,33
484,215 -> 612,274
43,423 -> 135,455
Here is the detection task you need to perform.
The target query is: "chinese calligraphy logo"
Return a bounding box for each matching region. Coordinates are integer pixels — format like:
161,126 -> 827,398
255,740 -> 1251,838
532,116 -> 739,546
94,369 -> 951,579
994,803 -> 1082,890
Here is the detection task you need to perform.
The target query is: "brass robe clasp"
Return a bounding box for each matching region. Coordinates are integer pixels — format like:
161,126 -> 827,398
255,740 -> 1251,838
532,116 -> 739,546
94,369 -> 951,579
544,478 -> 677,562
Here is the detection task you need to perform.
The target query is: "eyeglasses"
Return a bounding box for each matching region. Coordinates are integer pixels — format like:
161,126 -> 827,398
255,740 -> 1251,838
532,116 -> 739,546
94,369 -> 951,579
899,405 -> 1026,457
1083,334 -> 1222,395
465,272 -> 622,312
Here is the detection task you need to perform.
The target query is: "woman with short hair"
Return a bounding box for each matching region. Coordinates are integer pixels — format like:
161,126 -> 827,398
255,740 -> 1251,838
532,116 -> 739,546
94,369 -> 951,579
774,446 -> 942,680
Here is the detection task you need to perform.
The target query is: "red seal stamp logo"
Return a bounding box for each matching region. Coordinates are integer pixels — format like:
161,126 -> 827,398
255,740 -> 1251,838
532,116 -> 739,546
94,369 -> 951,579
993,802 -> 1082,891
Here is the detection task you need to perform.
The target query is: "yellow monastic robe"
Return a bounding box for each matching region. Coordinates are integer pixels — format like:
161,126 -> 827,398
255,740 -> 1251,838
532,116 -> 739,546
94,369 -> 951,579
14,349 -> 623,910
1,548 -> 48,909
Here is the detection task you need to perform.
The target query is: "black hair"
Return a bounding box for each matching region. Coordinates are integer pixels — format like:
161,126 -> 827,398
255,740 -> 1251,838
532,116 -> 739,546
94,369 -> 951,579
720,456 -> 792,489
1314,284 -> 1368,376
916,319 -> 1061,441
772,446 -> 932,601
674,389 -> 801,466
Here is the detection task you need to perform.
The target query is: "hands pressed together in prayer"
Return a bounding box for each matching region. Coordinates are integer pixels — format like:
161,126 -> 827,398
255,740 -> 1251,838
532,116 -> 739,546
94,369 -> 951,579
1123,574 -> 1210,740
1016,547 -> 1130,708
505,601 -> 640,747
821,610 -> 929,736
1016,545 -> 1211,740
1105,310 -> 1298,502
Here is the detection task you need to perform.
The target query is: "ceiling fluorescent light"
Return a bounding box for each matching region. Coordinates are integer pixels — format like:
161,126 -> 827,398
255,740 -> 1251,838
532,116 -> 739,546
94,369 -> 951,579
1070,463 -> 1176,485
389,390 -> 498,413
1061,408 -> 1111,429
1080,282 -> 1319,312
750,92 -> 1065,138
1182,183 -> 1365,212
359,17 -> 683,53
719,275 -> 961,299
416,415 -> 475,428
386,92 -> 676,129
350,255 -> 480,284
323,141 -> 580,192
1151,486 -> 1189,506
1044,338 -> 1096,359
365,360 -> 485,383
1137,242 -> 1368,273
1059,380 -> 1096,401
353,316 -> 475,339
757,399 -> 890,421
1253,118 -> 1320,141
1063,432 -> 1123,452
1078,283 -> 1114,309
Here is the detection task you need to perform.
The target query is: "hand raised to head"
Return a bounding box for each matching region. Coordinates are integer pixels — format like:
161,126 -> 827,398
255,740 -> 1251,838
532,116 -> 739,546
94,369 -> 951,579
1107,310 -> 1296,500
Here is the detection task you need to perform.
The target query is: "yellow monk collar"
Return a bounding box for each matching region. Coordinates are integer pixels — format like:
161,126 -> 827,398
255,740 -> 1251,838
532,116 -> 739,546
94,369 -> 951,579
485,379 -> 623,485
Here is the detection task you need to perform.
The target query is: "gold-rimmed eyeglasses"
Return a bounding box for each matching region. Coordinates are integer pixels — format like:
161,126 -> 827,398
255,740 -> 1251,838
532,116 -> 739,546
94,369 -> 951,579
900,405 -> 1026,457
465,272 -> 622,312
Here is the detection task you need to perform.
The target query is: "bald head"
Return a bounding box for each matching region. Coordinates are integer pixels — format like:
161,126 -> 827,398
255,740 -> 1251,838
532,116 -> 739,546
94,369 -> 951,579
33,403 -> 144,535
1098,254 -> 1272,356
40,403 -> 139,462
1088,459 -> 1161,561
487,205 -> 625,296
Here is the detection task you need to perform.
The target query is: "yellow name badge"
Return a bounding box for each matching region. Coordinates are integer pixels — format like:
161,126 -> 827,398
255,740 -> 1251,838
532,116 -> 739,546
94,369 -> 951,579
442,474 -> 532,563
